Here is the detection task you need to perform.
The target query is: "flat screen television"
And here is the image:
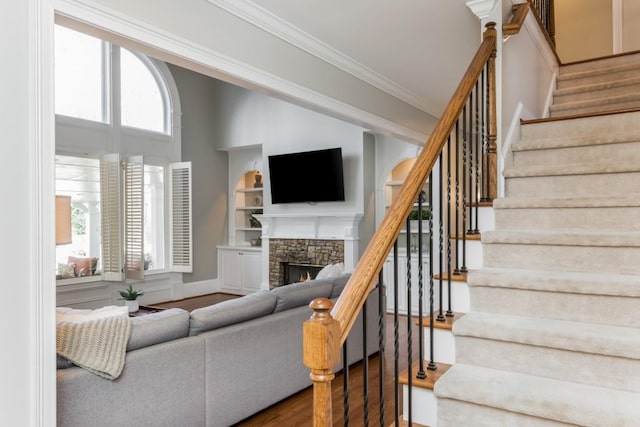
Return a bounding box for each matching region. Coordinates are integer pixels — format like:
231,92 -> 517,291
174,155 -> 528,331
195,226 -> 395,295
268,147 -> 345,204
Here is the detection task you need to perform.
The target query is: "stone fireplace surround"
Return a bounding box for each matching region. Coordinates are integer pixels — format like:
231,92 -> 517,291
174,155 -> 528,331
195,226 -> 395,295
257,213 -> 362,289
269,239 -> 344,287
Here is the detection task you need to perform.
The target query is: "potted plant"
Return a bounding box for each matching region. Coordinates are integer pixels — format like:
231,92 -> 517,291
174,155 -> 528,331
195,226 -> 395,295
119,284 -> 144,313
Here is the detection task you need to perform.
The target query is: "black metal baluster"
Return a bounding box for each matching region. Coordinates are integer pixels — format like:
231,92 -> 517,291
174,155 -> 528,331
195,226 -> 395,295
471,79 -> 480,235
428,172 -> 437,371
454,119 -> 461,275
343,342 -> 350,426
417,190 -> 426,380
446,137 -> 454,318
378,271 -> 385,427
362,302 -> 369,427
474,78 -> 480,234
405,217 -> 413,426
437,152 -> 446,323
468,87 -> 475,236
481,64 -> 489,202
393,241 -> 400,427
461,102 -> 469,274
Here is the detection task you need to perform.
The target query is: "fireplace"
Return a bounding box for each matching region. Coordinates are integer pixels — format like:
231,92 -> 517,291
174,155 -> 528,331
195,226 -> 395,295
282,262 -> 324,285
269,238 -> 344,288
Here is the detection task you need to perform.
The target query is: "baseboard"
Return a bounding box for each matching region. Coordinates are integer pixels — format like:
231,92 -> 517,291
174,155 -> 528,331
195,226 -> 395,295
183,278 -> 220,299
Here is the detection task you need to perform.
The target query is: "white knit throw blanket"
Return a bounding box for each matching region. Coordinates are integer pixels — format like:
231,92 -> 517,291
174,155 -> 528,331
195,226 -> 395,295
56,306 -> 132,380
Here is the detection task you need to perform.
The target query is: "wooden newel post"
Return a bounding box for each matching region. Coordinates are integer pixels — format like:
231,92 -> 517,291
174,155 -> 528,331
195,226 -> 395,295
303,297 -> 341,427
484,21 -> 498,200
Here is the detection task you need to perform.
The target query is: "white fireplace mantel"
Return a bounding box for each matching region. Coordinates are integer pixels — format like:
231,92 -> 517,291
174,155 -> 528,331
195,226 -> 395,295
256,213 -> 363,241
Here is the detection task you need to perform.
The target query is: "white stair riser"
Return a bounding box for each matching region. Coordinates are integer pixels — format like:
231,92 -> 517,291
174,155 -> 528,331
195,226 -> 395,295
557,68 -> 640,90
520,110 -> 640,140
457,240 -> 482,270
434,279 -> 470,313
438,398 -> 575,427
494,206 -> 640,231
512,140 -> 640,167
403,386 -> 437,427
455,336 -> 640,393
550,99 -> 640,117
477,206 -> 494,232
505,171 -> 640,197
484,242 -> 640,274
469,286 -> 640,328
554,81 -> 640,105
423,328 -> 456,365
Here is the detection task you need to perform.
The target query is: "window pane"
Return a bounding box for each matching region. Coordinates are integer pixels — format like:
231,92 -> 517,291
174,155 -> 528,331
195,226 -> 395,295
54,26 -> 104,122
144,165 -> 165,270
55,156 -> 101,279
121,49 -> 166,133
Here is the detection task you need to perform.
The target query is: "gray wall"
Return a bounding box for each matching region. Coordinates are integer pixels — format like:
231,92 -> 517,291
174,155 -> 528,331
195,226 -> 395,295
169,64 -> 229,283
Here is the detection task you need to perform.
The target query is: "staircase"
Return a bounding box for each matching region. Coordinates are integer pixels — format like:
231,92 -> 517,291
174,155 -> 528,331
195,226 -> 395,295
434,54 -> 640,425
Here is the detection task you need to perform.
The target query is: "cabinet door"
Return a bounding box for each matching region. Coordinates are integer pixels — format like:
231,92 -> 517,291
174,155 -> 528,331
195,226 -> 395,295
241,251 -> 262,293
220,250 -> 241,292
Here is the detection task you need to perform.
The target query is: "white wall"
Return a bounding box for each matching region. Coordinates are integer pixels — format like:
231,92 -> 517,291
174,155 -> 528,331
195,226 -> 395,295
213,80 -> 369,217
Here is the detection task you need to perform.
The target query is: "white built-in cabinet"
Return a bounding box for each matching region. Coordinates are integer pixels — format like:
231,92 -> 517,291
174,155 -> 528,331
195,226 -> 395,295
217,247 -> 262,295
234,170 -> 263,247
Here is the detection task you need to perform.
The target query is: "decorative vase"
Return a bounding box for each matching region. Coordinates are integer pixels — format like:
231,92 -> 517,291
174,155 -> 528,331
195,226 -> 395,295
125,300 -> 139,313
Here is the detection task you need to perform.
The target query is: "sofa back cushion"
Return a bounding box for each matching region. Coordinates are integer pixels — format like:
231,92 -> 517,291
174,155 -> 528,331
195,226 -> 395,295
270,279 -> 333,313
127,308 -> 190,351
330,273 -> 352,299
189,291 -> 277,336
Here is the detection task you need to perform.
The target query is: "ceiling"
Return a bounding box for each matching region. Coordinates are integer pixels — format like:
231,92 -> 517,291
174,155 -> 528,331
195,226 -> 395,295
212,0 -> 483,118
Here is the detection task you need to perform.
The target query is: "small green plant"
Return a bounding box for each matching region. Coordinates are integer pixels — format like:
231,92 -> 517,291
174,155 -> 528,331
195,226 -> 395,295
408,208 -> 431,221
118,284 -> 144,301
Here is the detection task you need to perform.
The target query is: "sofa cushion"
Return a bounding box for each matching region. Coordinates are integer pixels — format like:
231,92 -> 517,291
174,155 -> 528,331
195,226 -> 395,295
330,273 -> 352,299
189,291 -> 277,336
271,279 -> 333,313
127,308 -> 190,351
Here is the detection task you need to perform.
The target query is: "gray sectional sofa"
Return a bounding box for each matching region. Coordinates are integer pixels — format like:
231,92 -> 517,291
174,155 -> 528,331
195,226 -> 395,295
56,274 -> 379,427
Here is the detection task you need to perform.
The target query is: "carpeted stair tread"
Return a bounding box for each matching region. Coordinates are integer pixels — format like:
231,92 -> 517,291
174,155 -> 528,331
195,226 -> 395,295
550,91 -> 640,112
453,312 -> 640,360
482,229 -> 640,247
435,364 -> 640,427
558,60 -> 640,81
554,75 -> 640,97
503,160 -> 640,177
467,267 -> 640,297
512,132 -> 640,151
493,194 -> 640,209
520,109 -> 640,140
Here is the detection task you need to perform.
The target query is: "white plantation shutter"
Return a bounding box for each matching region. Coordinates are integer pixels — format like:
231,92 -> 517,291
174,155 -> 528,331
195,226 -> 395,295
125,155 -> 144,280
170,162 -> 192,272
100,154 -> 125,281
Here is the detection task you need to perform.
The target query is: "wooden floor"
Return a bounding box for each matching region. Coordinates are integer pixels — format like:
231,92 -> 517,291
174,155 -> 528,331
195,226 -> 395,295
153,293 -> 423,426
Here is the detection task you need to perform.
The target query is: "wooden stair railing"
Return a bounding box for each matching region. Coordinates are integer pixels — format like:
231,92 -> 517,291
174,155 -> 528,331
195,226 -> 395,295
303,22 -> 498,426
503,2 -> 530,37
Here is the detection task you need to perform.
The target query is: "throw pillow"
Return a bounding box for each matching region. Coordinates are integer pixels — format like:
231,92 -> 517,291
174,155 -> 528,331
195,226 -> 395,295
58,263 -> 76,279
315,262 -> 344,280
68,256 -> 98,277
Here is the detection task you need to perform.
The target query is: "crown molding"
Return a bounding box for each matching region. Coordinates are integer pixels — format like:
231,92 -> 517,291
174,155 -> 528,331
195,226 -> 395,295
466,0 -> 499,20
207,0 -> 436,115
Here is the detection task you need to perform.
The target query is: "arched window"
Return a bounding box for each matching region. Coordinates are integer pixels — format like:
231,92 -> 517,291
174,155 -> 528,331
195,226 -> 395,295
120,48 -> 168,133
